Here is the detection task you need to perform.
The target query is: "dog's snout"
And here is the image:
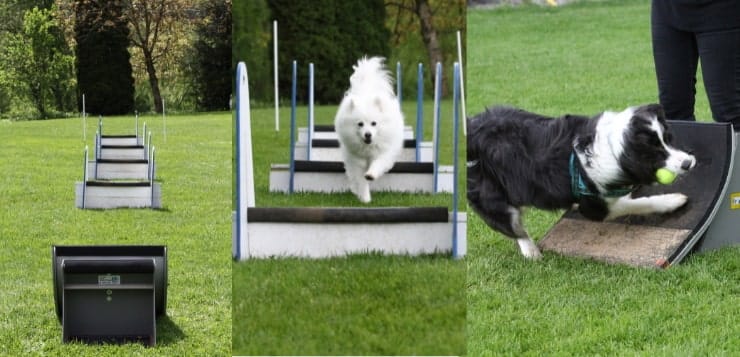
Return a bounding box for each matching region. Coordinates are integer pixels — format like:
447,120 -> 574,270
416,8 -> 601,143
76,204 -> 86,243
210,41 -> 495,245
364,132 -> 372,139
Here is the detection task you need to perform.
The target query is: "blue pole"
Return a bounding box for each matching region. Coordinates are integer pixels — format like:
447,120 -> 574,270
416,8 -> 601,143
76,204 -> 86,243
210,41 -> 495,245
433,62 -> 442,192
452,62 -> 461,259
416,63 -> 423,162
150,147 -> 156,208
307,63 -> 314,161
289,61 -> 297,193
81,147 -> 87,209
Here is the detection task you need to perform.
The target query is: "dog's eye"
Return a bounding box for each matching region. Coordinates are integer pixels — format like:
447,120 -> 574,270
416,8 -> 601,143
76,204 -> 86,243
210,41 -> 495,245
371,121 -> 377,126
358,122 -> 364,127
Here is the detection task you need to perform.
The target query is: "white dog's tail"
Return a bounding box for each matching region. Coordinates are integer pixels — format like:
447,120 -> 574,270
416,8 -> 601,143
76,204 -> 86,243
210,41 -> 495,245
349,56 -> 394,95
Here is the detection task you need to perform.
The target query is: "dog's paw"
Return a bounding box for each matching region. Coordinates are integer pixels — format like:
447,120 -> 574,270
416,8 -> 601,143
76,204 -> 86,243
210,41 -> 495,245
655,193 -> 688,212
358,193 -> 371,203
516,238 -> 542,260
353,185 -> 371,203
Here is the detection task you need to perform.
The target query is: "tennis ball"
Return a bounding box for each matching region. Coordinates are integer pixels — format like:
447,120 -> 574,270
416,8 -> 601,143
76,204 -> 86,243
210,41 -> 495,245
655,168 -> 676,185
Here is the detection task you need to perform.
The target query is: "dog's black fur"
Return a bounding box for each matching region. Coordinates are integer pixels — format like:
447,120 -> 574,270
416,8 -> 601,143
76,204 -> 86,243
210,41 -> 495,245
467,104 -> 681,240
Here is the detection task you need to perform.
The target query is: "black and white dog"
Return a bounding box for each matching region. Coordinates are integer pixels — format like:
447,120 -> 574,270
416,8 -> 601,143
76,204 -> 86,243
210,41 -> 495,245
467,104 -> 696,259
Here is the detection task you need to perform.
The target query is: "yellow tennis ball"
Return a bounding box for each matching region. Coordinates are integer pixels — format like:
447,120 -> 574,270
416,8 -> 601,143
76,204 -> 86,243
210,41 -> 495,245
656,168 -> 676,185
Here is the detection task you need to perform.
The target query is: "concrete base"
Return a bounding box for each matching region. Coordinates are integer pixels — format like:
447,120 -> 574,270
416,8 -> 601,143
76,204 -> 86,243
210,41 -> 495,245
294,141 -> 434,162
76,182 -> 161,209
99,146 -> 147,160
100,136 -> 139,146
298,126 -> 415,142
269,163 -> 455,193
87,160 -> 151,180
233,211 -> 466,259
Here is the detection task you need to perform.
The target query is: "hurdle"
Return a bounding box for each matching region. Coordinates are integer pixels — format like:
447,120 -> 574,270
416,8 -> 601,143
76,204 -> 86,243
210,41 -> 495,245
233,61 -> 466,259
271,61 -> 454,194
89,117 -> 153,180
539,121 -> 740,268
96,116 -> 148,160
97,113 -> 141,146
76,145 -> 161,209
293,61 -> 432,161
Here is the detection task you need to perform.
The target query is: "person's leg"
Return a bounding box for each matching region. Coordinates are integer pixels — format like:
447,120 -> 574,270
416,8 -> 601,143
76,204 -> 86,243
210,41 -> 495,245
697,28 -> 740,129
651,6 -> 699,121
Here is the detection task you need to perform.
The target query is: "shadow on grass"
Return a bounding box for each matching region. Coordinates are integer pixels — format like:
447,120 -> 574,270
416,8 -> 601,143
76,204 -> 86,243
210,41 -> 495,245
156,315 -> 186,345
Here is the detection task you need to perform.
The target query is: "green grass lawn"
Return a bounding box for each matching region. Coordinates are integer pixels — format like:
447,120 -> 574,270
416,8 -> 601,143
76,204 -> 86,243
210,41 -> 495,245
467,1 -> 739,355
0,112 -> 231,355
232,97 -> 467,355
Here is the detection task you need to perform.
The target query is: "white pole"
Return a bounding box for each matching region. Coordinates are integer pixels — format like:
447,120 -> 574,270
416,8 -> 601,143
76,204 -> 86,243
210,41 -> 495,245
274,20 -> 279,132
162,98 -> 167,143
456,30 -> 467,136
82,94 -> 86,141
135,111 -> 139,144
238,62 -> 255,208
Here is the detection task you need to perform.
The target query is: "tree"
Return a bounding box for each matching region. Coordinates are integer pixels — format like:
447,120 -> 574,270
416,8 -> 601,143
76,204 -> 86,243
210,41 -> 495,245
268,0 -> 389,104
192,0 -> 231,111
386,0 -> 465,96
75,0 -> 134,115
232,0 -> 270,103
125,0 -> 191,114
0,6 -> 75,118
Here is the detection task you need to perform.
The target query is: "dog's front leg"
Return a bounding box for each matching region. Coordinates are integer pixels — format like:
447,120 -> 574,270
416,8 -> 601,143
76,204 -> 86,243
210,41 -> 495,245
364,153 -> 397,181
604,193 -> 688,220
344,158 -> 372,203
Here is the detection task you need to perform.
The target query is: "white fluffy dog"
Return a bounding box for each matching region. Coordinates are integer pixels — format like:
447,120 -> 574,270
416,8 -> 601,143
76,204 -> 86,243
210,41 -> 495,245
334,57 -> 404,203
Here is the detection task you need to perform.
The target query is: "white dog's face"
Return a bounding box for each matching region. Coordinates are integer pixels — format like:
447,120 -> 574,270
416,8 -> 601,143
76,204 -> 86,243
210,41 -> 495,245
356,119 -> 378,144
337,96 -> 386,145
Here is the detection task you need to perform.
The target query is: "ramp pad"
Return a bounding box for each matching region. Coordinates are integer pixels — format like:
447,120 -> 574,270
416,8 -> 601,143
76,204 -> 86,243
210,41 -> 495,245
539,121 -> 733,268
540,218 -> 691,268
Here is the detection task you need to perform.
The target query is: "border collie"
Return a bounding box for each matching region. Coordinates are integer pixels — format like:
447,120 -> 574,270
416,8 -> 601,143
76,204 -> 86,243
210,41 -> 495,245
467,104 -> 696,259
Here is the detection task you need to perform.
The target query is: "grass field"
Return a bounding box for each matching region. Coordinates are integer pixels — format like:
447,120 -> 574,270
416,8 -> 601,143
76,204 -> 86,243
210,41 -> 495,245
0,112 -> 231,355
232,96 -> 467,355
467,1 -> 740,355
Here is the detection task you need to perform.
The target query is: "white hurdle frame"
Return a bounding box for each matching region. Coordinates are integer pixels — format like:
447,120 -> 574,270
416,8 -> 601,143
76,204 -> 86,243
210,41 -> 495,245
278,61 -> 450,193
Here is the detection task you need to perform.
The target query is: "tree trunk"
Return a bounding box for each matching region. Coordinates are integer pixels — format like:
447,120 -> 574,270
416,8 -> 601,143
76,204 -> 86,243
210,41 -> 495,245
31,83 -> 47,118
415,0 -> 445,92
144,49 -> 163,113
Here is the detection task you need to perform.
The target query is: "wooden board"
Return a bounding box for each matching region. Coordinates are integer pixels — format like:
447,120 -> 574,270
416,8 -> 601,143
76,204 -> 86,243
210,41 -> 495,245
539,218 -> 690,268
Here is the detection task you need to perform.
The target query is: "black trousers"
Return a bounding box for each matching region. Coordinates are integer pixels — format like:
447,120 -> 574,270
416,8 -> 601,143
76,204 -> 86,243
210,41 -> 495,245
651,10 -> 740,129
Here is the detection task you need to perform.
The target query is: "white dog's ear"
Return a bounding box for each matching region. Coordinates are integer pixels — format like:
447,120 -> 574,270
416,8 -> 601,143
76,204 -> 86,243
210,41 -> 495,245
374,97 -> 384,113
347,98 -> 355,112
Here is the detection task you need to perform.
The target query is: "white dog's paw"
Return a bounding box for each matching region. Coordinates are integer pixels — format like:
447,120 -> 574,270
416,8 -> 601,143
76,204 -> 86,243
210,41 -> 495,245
653,193 -> 688,213
352,182 -> 371,203
365,166 -> 384,181
357,191 -> 371,203
516,238 -> 542,260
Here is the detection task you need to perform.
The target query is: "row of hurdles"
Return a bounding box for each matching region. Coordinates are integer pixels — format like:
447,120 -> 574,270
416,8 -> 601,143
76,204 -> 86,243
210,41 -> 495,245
75,116 -> 162,209
234,60 -> 467,259
270,60 -> 456,194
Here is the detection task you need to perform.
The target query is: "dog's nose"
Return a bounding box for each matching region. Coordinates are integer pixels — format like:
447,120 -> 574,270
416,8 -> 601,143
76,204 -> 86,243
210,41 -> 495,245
681,158 -> 695,171
364,133 -> 371,139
